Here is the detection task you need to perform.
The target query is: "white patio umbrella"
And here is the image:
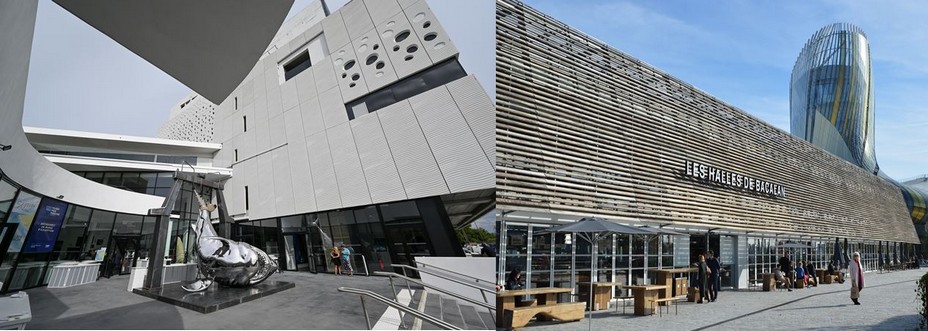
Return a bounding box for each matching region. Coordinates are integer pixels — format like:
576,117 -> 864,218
538,217 -> 652,331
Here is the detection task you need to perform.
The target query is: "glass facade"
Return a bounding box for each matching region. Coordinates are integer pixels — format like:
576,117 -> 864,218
72,171 -> 175,197
233,197 -> 461,276
0,172 -> 166,293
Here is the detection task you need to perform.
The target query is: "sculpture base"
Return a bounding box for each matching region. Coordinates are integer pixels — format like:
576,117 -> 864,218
133,280 -> 295,313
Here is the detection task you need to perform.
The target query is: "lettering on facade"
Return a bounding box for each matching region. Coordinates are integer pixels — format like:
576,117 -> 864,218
684,160 -> 786,198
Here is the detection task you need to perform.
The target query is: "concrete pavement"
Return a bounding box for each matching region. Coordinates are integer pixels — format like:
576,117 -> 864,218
25,271 -> 402,330
525,268 -> 925,331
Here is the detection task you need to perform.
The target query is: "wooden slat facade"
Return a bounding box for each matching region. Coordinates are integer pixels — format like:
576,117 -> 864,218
495,0 -> 918,243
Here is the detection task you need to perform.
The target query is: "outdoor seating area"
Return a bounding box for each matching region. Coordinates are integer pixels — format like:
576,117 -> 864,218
497,287 -> 583,329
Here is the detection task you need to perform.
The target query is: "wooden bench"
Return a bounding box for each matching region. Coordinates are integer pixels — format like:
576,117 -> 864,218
504,302 -> 585,329
650,296 -> 683,317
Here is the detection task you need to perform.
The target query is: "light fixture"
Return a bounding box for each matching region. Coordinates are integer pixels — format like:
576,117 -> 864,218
0,144 -> 11,151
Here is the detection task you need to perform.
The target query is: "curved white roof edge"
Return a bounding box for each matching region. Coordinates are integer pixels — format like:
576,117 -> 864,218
0,1 -> 289,215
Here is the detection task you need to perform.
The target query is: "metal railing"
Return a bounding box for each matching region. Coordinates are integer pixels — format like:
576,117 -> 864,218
375,271 -> 495,329
391,263 -> 495,305
337,286 -> 461,330
413,260 -> 495,285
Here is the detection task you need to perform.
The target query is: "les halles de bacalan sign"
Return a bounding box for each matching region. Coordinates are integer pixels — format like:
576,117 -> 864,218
684,160 -> 786,198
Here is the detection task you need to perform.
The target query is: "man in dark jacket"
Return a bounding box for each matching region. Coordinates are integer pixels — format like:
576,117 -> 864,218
778,251 -> 794,291
707,250 -> 721,302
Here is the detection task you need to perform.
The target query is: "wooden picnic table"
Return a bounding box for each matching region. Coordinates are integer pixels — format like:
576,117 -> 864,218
649,268 -> 696,299
624,285 -> 666,316
496,287 -> 573,327
578,281 -> 625,311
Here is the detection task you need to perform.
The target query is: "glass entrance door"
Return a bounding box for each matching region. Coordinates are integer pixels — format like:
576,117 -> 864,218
103,235 -> 141,278
282,233 -> 311,272
384,223 -> 431,277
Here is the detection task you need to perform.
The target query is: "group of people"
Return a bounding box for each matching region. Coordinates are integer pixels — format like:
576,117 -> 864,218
694,250 -> 722,303
329,243 -> 354,276
776,251 -> 865,305
775,253 -> 824,290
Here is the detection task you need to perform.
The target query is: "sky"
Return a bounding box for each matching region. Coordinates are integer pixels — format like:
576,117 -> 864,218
523,0 -> 928,181
22,0 -> 493,139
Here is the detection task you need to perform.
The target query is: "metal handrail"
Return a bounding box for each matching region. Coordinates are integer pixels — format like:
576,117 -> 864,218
337,287 -> 461,330
376,271 -> 495,311
391,263 -> 495,298
413,260 -> 495,285
376,271 -> 496,328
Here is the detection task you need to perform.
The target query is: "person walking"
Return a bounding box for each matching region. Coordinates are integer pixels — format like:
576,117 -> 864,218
778,251 -> 794,291
330,246 -> 342,275
341,244 -> 353,276
696,255 -> 711,303
849,251 -> 865,305
707,250 -> 721,302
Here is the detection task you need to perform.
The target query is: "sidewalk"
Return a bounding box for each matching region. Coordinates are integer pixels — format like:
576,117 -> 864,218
25,272 -> 398,330
525,268 -> 925,331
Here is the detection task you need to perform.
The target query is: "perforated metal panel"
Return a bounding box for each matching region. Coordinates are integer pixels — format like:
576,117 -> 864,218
280,77 -> 299,112
340,0 -> 374,41
271,148 -> 295,216
320,10 -> 350,50
300,96 -> 326,136
352,28 -> 399,92
410,87 -> 494,193
350,113 -> 407,204
293,65 -> 318,104
312,57 -> 338,94
331,42 -> 370,102
327,123 -> 373,207
307,130 -> 342,210
253,153 -> 277,219
318,86 -> 348,129
377,101 -> 450,198
287,139 -> 317,213
254,115 -> 271,152
376,11 -> 431,79
363,0 -> 402,26
447,75 -> 495,163
404,0 -> 458,64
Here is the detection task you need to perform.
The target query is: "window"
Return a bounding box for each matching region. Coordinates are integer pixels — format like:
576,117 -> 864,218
234,149 -> 239,162
243,116 -> 247,132
244,186 -> 250,211
282,50 -> 311,81
345,59 -> 467,120
234,97 -> 238,110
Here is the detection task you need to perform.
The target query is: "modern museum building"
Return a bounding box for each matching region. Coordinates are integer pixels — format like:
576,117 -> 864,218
495,0 -> 919,291
0,0 -> 494,293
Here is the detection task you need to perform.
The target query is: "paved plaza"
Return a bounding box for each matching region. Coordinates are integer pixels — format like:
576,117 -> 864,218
25,272 -> 399,330
525,268 -> 925,331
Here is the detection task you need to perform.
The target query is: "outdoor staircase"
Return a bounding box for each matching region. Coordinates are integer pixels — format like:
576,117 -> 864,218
397,288 -> 495,330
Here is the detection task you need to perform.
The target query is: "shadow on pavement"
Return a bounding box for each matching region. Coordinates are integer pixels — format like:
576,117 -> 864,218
30,301 -> 184,330
692,279 -> 915,331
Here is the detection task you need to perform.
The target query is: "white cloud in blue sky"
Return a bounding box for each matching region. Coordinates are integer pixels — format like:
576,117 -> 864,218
524,0 -> 928,180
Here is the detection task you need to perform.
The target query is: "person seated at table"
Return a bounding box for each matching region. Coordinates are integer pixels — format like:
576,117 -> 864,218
827,261 -> 845,283
774,270 -> 788,289
805,261 -> 818,287
794,262 -> 807,288
505,268 -> 535,307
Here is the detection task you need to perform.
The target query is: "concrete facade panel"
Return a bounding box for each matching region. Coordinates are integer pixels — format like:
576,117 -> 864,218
318,86 -> 348,129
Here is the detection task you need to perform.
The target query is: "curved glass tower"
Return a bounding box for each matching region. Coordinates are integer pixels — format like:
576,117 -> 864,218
790,23 -> 878,174
791,23 -> 928,232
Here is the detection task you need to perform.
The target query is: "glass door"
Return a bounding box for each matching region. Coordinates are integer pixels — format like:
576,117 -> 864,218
307,227 -> 328,273
282,233 -> 311,271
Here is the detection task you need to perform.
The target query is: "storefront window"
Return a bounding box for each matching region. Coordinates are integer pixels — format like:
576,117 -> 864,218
52,205 -> 90,261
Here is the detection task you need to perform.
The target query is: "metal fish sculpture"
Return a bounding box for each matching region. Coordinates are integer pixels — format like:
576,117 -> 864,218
182,193 -> 278,292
